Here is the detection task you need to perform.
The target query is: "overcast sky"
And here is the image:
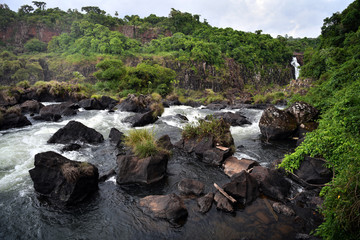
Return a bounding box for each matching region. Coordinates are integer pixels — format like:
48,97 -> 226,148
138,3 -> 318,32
3,0 -> 354,38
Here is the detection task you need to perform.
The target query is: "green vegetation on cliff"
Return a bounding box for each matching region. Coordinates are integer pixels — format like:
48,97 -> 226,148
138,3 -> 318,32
281,1 -> 360,239
0,1 -> 317,97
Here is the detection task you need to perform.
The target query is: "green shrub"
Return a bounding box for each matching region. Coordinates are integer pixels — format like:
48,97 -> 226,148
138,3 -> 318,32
16,80 -> 30,88
24,38 -> 47,52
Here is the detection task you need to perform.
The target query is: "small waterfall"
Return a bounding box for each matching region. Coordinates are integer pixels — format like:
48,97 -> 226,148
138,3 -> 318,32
291,57 -> 300,79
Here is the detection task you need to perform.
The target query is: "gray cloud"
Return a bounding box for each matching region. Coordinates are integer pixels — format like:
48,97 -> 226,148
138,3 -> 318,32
5,0 -> 354,37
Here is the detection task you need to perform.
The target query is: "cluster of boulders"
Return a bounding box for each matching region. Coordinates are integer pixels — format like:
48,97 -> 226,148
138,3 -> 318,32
25,96 -> 331,232
0,87 -> 119,130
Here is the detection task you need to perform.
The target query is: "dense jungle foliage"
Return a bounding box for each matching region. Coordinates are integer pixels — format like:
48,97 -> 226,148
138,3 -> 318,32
0,1 -> 317,99
281,1 -> 360,239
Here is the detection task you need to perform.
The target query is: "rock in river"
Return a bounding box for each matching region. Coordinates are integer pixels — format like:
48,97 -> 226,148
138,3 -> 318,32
29,151 -> 99,205
139,193 -> 188,225
48,120 -> 104,144
116,151 -> 169,185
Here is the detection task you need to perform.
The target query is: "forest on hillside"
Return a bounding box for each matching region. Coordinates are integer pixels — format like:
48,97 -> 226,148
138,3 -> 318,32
0,2 -> 317,101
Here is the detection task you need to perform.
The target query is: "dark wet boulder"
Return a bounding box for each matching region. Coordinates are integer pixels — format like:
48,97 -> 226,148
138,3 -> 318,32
183,100 -> 201,108
272,202 -> 295,216
98,96 -> 118,110
29,151 -> 99,205
139,193 -> 188,225
108,128 -> 124,148
285,102 -> 319,125
250,166 -> 291,202
223,157 -> 259,178
157,134 -> 173,151
206,112 -> 251,126
197,192 -> 214,213
202,147 -> 232,166
205,103 -> 227,111
0,111 -> 32,130
117,94 -> 151,113
214,191 -> 234,212
61,143 -> 81,152
294,157 -> 332,186
259,105 -> 297,140
223,170 -> 259,205
123,110 -> 159,127
78,98 -> 103,110
178,178 -> 205,196
48,120 -> 104,144
34,102 -> 79,121
19,100 -> 44,114
116,151 -> 169,185
79,96 -> 118,110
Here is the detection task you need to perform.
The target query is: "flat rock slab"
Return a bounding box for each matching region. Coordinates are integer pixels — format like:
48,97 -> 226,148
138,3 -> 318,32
139,193 -> 188,225
223,157 -> 259,177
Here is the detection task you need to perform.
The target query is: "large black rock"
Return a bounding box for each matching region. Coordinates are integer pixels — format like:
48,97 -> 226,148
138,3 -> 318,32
34,102 -> 79,121
206,112 -> 251,126
48,120 -> 104,144
29,151 -> 99,205
259,105 -> 298,140
294,156 -> 332,186
0,111 -> 31,130
223,170 -> 259,205
123,110 -> 158,127
250,166 -> 291,201
116,151 -> 169,185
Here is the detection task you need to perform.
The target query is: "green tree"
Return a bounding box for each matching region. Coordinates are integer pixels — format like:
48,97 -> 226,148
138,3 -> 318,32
24,38 -> 47,52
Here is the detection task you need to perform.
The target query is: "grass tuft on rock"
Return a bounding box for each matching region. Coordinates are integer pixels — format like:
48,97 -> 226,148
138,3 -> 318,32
182,117 -> 233,147
125,128 -> 166,158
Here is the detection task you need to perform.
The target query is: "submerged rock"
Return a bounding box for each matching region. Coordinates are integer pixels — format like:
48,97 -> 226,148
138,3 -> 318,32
272,202 -> 295,216
61,143 -> 81,152
197,192 -> 214,213
139,193 -> 188,225
48,120 -> 104,144
116,151 -> 169,185
178,178 -> 205,196
29,151 -> 99,205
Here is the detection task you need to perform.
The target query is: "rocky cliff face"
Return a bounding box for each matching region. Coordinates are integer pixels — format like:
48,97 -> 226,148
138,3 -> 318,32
0,22 -> 171,49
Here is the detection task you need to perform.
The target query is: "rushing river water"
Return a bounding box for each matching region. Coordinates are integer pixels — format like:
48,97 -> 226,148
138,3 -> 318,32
0,105 -> 301,240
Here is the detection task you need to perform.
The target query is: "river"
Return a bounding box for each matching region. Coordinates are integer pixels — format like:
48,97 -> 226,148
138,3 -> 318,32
0,105 -> 301,240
